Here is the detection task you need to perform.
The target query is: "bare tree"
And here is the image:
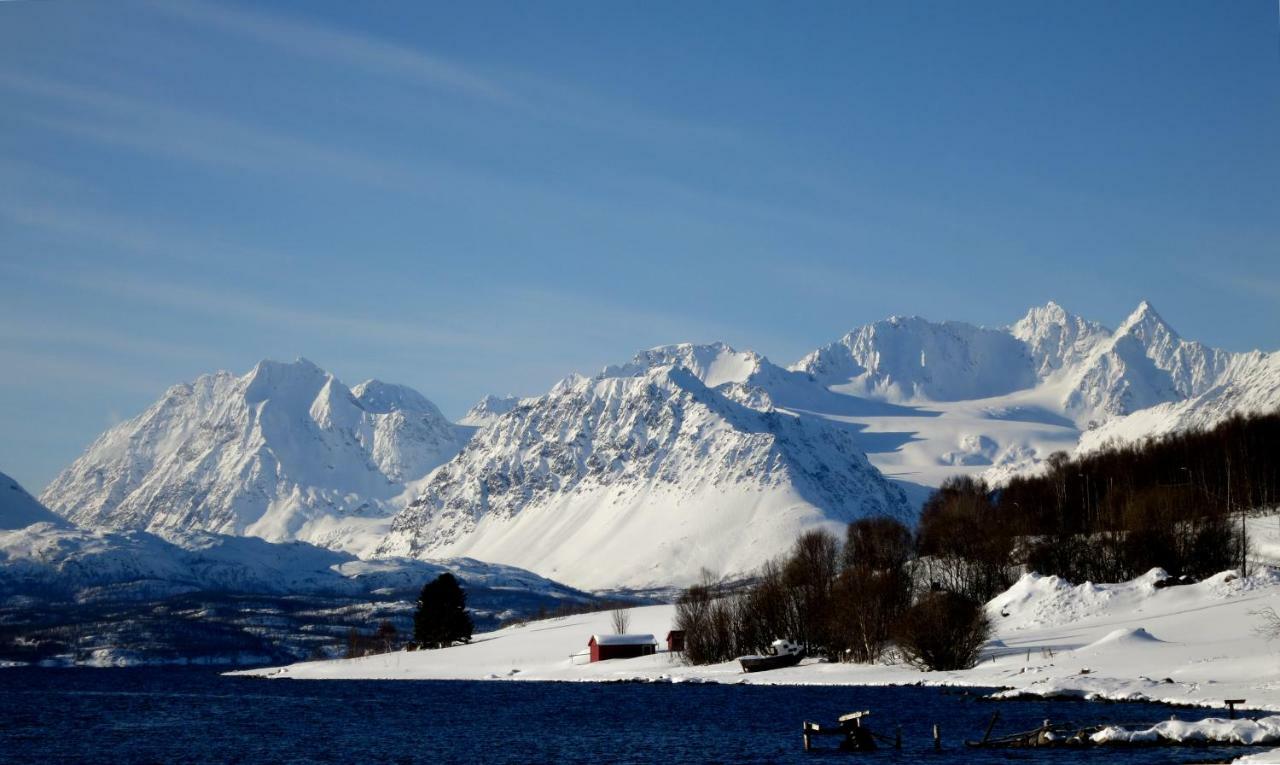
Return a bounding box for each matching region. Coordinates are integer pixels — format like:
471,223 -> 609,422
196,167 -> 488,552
1253,606 -> 1280,640
610,608 -> 631,634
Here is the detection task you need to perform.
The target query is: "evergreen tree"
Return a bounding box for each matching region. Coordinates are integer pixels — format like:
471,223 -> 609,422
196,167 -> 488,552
413,573 -> 474,648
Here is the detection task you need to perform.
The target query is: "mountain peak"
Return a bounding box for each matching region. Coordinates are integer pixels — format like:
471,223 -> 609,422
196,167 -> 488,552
1117,300 -> 1177,340
40,359 -> 466,552
244,357 -> 329,404
601,342 -> 767,388
458,394 -> 521,427
352,379 -> 436,414
0,470 -> 67,530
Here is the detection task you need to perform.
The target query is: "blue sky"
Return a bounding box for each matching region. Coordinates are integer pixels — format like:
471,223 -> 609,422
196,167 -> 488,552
2,0 -> 1278,491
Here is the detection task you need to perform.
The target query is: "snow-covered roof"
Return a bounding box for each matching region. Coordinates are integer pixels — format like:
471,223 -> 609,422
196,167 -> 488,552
591,633 -> 656,646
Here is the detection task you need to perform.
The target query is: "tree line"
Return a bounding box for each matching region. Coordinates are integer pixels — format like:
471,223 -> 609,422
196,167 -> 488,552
674,410 -> 1279,672
927,411 -> 1278,590
674,520 -> 990,672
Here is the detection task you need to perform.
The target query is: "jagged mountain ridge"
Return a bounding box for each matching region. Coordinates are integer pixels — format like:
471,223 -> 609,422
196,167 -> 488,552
29,301 -> 1275,592
39,359 -> 468,555
458,394 -> 522,427
796,300 -> 1267,429
379,362 -> 911,589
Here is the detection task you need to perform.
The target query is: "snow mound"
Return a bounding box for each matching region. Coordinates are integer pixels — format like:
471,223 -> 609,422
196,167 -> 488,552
1091,716 -> 1280,746
1081,627 -> 1164,651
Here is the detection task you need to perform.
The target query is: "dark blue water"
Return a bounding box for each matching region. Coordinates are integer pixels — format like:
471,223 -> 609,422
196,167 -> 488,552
0,668 -> 1259,764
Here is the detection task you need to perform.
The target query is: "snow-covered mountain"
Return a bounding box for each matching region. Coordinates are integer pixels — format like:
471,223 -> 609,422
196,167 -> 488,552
786,301 -> 1277,487
1,470 -> 67,530
458,395 -> 522,427
1078,350 -> 1280,454
39,359 -> 468,555
379,359 -> 910,589
25,302 -> 1274,593
793,300 -> 1248,426
794,316 -> 1040,402
0,521 -> 587,605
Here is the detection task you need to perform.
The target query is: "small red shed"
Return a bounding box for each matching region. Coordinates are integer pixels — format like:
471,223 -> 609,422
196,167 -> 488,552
665,630 -> 685,653
588,634 -> 657,662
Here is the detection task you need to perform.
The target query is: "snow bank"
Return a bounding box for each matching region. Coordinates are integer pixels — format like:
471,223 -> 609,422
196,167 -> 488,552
1092,716 -> 1280,746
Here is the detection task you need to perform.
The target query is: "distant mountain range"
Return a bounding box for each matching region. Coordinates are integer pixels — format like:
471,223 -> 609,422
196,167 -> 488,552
23,301 -> 1279,590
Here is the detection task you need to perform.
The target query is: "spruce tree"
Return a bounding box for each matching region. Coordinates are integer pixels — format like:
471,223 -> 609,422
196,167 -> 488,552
413,573 -> 474,648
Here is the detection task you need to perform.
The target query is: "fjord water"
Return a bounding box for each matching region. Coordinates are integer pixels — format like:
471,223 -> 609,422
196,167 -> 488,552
0,668 -> 1255,764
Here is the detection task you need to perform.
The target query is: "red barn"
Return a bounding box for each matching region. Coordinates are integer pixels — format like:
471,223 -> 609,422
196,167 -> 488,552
665,630 -> 685,653
588,634 -> 657,662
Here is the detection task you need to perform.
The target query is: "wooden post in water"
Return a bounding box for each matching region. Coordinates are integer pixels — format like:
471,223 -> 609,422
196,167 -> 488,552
1226,699 -> 1246,720
981,711 -> 1000,745
933,723 -> 941,750
895,725 -> 901,750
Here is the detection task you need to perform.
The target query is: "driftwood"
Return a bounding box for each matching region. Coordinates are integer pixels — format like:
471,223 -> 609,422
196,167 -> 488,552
802,710 -> 897,752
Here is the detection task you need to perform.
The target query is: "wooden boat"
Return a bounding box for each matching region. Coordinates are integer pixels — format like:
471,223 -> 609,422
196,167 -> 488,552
739,639 -> 804,673
739,652 -> 803,673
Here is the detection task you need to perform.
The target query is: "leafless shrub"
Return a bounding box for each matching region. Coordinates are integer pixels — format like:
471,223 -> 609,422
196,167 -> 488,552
894,590 -> 991,671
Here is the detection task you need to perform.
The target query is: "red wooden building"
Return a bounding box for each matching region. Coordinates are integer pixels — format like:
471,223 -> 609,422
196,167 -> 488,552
588,634 -> 657,662
665,630 -> 685,653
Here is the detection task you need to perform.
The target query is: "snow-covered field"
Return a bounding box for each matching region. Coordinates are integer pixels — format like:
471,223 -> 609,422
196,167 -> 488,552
240,567 -> 1280,714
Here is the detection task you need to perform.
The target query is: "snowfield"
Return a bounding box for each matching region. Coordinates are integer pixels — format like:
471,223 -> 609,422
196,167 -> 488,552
239,566 -> 1280,716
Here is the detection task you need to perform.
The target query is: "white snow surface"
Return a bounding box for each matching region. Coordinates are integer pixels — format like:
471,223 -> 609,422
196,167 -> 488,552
458,394 -> 523,427
379,363 -> 911,589
39,358 -> 468,555
1090,716 -> 1280,746
787,301 -> 1277,487
240,564 -> 1280,733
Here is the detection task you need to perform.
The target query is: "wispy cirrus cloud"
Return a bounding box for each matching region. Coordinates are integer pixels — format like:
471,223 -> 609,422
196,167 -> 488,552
0,70 -> 428,189
147,0 -> 516,107
0,195 -> 295,268
2,257 -> 497,352
143,0 -> 749,149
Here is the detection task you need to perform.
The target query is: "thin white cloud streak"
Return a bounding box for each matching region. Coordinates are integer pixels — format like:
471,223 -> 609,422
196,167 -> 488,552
0,347 -> 175,395
148,0 -> 516,107
0,71 -> 423,189
0,196 -> 294,268
0,320 -> 217,365
144,0 -> 751,150
2,258 -> 500,352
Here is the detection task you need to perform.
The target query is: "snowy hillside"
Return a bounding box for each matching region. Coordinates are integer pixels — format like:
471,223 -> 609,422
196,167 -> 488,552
379,362 -> 910,589
39,359 -> 468,555
0,521 -> 587,605
0,471 -> 66,530
794,315 -> 1040,402
1078,350 -> 1280,454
